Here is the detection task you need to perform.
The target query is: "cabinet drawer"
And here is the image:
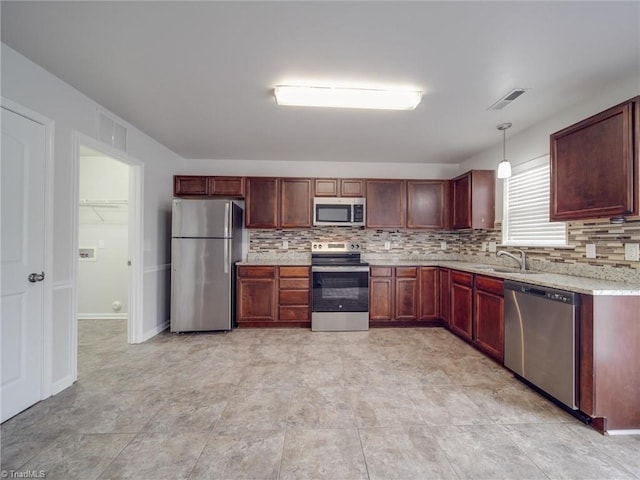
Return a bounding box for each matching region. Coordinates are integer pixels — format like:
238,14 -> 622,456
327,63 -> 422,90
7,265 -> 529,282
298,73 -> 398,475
237,266 -> 276,278
370,267 -> 393,277
279,278 -> 309,290
279,290 -> 310,305
395,266 -> 417,278
279,306 -> 310,321
451,271 -> 473,287
279,266 -> 310,278
475,275 -> 504,296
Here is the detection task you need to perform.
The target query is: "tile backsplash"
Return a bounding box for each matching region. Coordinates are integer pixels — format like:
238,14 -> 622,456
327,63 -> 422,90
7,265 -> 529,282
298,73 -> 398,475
248,217 -> 640,283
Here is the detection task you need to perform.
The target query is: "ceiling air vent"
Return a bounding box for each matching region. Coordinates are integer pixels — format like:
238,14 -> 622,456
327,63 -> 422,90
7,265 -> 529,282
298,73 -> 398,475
487,88 -> 529,111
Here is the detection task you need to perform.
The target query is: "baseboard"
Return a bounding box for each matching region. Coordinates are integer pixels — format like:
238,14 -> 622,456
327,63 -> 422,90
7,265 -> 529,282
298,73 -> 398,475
141,319 -> 170,342
77,313 -> 128,320
51,374 -> 75,396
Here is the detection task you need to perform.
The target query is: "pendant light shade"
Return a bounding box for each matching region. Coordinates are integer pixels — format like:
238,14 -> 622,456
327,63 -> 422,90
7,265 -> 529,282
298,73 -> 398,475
497,122 -> 513,179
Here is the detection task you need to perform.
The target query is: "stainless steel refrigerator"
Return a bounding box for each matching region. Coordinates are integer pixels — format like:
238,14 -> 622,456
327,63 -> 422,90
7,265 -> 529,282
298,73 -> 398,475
170,198 -> 244,332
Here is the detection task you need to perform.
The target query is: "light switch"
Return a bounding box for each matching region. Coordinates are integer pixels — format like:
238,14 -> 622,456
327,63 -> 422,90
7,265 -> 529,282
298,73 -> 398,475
586,244 -> 596,259
282,240 -> 289,250
488,242 -> 497,253
624,243 -> 640,261
440,242 -> 447,250
98,239 -> 105,249
384,241 -> 391,250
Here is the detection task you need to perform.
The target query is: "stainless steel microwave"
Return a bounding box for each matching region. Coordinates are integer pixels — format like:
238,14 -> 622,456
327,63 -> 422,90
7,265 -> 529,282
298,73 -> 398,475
313,197 -> 366,226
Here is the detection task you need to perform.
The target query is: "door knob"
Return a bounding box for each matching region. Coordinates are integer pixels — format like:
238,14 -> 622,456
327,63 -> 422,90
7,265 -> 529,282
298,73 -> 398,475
28,272 -> 45,283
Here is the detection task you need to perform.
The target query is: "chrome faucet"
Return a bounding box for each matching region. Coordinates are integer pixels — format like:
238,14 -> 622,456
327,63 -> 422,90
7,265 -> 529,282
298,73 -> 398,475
497,249 -> 527,272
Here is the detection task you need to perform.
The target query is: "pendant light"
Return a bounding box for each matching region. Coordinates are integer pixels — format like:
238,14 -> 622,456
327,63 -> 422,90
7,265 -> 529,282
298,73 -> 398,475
497,122 -> 512,179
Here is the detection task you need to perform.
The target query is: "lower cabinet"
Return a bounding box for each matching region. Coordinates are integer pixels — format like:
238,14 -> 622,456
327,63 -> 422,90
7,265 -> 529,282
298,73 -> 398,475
450,271 -> 474,341
449,270 -> 504,363
438,268 -> 451,326
237,266 -> 276,325
237,265 -> 310,327
278,266 -> 311,327
473,275 -> 504,362
369,266 -> 439,324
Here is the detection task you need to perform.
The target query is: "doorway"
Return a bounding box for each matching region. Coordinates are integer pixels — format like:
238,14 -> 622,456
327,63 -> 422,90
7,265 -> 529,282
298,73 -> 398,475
73,135 -> 143,358
77,147 -> 130,357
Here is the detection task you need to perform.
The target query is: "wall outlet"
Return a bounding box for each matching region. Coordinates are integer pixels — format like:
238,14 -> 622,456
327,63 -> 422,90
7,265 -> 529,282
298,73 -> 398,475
98,239 -> 105,249
282,240 -> 288,250
440,242 -> 447,250
488,241 -> 497,253
481,242 -> 487,252
585,243 -> 596,259
624,243 -> 640,261
384,241 -> 391,250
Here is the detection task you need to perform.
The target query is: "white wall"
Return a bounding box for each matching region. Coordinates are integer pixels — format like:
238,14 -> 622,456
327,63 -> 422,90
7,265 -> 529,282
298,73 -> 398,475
78,155 -> 129,318
1,44 -> 185,393
180,159 -> 459,179
458,74 -> 640,221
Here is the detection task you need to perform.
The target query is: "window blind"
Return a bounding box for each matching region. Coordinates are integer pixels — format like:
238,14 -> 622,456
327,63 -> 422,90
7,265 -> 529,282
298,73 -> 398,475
503,156 -> 567,246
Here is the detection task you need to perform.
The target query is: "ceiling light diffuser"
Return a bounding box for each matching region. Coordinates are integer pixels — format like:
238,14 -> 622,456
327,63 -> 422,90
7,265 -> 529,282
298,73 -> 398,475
274,85 -> 422,110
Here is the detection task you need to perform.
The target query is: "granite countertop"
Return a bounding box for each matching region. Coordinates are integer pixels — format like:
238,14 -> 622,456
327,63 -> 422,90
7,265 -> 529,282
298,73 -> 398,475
237,256 -> 640,295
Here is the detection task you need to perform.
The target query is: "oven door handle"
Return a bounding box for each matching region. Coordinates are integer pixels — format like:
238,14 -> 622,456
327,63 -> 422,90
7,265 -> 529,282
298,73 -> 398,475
311,266 -> 370,272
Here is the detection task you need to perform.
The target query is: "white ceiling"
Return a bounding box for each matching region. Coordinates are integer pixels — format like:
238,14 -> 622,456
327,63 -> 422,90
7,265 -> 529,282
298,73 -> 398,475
2,1 -> 639,164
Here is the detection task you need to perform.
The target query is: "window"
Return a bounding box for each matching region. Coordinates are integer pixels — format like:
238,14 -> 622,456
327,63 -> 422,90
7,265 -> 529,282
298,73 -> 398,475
502,155 -> 567,246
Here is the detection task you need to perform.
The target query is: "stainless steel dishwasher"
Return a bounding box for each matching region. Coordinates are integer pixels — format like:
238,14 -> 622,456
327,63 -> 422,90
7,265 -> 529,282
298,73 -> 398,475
503,280 -> 580,410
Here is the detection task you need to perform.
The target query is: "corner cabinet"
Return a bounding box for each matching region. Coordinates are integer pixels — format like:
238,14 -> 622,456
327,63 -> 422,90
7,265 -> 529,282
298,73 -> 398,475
550,96 -> 639,221
451,170 -> 495,229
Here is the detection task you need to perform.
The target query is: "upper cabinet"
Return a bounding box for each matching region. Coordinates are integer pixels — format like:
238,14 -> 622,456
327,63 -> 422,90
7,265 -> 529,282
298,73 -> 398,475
451,170 -> 495,229
407,180 -> 450,229
245,177 -> 279,228
550,96 -> 639,221
173,175 -> 244,197
366,179 -> 406,228
314,178 -> 365,197
280,178 -> 312,228
245,177 -> 312,228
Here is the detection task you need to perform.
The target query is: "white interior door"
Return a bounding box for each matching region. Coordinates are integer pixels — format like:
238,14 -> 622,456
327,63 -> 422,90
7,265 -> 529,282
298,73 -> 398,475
1,107 -> 46,422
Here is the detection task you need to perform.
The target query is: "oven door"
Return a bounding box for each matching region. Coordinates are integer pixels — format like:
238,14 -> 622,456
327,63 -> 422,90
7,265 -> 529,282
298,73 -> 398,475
311,266 -> 369,313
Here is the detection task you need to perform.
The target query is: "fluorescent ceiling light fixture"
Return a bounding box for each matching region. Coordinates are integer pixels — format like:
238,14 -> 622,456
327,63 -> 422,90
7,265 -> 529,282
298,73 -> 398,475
274,85 -> 422,110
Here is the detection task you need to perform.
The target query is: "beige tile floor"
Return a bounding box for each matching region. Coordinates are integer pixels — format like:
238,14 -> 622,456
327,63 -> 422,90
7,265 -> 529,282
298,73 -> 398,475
1,320 -> 639,480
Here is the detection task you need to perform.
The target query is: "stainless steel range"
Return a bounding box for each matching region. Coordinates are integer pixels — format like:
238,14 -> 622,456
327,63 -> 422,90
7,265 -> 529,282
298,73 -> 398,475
311,242 -> 369,332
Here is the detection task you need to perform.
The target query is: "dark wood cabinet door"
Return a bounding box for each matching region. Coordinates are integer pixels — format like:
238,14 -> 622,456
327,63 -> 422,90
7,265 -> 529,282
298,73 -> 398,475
174,175 -> 208,196
237,267 -> 276,324
450,271 -> 473,341
418,267 -> 439,320
451,173 -> 471,229
314,178 -> 338,197
366,179 -> 406,228
245,177 -> 278,228
473,276 -> 504,362
370,277 -> 394,321
407,180 -> 449,229
451,170 -> 495,229
280,178 -> 312,228
395,267 -> 418,321
551,96 -> 639,220
208,176 -> 244,197
340,179 -> 365,197
439,269 -> 451,325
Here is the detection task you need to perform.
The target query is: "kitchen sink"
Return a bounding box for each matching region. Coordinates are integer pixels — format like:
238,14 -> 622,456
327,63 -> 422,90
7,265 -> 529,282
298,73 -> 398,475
475,266 -> 541,275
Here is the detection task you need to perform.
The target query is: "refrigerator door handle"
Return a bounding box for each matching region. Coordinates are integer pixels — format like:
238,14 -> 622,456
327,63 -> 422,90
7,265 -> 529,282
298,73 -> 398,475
224,238 -> 230,274
224,202 -> 230,238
